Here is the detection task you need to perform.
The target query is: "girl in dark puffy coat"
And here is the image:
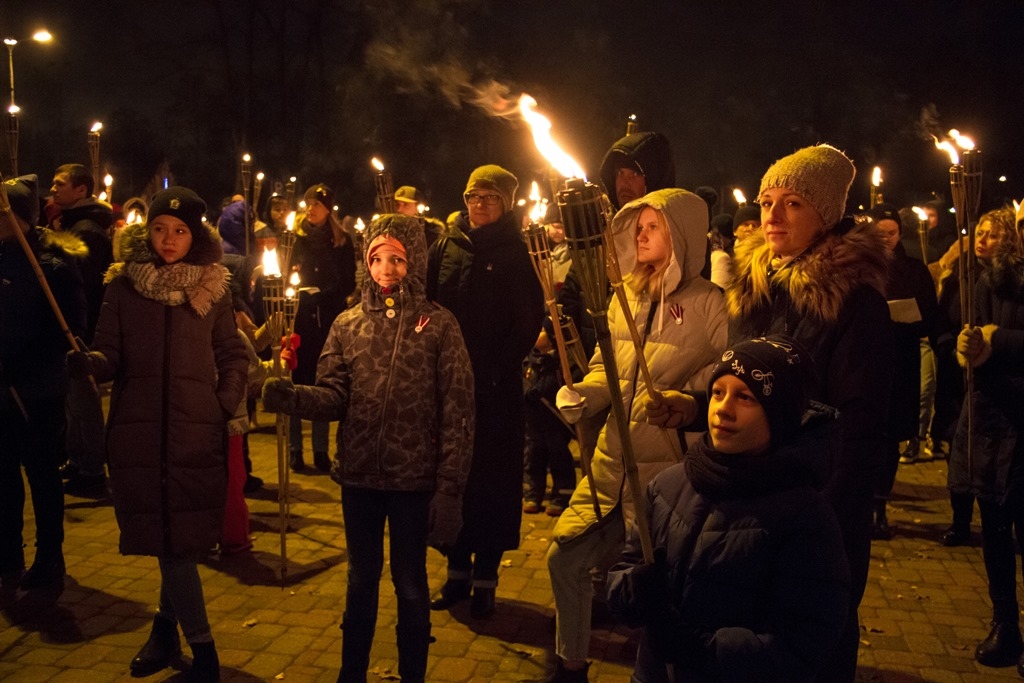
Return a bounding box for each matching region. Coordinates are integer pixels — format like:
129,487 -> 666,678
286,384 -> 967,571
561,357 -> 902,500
67,187 -> 248,682
263,214 -> 475,683
608,336 -> 850,683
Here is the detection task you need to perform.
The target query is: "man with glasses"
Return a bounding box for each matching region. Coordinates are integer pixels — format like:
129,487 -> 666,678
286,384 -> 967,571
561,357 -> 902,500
426,165 -> 544,619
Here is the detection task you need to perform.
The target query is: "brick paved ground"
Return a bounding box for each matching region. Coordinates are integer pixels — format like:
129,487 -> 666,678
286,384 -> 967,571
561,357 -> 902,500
2,409 -> 1022,682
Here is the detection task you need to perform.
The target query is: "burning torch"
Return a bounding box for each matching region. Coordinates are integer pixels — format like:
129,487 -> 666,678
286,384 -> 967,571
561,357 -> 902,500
88,121 -> 102,192
261,243 -> 299,583
371,157 -> 395,214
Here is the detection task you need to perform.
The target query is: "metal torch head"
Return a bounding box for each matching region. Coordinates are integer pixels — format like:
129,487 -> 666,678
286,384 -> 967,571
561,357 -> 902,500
557,178 -> 612,314
963,149 -> 983,220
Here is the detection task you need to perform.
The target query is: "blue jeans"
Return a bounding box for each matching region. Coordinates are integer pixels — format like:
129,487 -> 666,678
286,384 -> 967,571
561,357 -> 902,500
341,486 -> 431,627
157,556 -> 212,644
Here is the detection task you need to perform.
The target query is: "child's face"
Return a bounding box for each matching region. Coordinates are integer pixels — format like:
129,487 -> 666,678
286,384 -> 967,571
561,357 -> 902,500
369,244 -> 408,289
708,374 -> 771,455
149,215 -> 193,265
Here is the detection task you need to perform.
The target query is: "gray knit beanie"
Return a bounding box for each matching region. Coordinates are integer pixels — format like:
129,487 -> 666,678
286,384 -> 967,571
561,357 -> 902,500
464,164 -> 518,212
758,144 -> 855,229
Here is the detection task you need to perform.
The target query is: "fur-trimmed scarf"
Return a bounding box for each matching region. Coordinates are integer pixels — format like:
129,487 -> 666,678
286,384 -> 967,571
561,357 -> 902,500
727,217 -> 890,323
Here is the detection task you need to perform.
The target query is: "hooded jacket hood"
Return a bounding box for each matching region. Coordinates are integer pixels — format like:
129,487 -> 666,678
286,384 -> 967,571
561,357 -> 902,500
609,188 -> 708,297
362,213 -> 428,301
599,131 -> 676,211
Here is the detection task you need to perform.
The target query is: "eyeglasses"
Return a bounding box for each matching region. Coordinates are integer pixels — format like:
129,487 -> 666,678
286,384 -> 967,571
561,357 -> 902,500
464,193 -> 502,207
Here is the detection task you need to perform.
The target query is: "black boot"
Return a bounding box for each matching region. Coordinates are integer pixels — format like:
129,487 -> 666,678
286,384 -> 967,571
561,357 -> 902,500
314,451 -> 331,472
130,614 -> 182,676
940,524 -> 970,547
186,641 -> 220,682
430,579 -> 470,610
289,450 -> 306,473
976,621 -> 1022,667
534,657 -> 590,682
337,614 -> 376,683
396,621 -> 432,683
19,552 -> 65,591
470,586 -> 496,619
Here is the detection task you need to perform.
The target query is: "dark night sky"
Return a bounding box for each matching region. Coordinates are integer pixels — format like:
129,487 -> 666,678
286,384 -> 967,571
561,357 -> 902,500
2,1 -> 1023,219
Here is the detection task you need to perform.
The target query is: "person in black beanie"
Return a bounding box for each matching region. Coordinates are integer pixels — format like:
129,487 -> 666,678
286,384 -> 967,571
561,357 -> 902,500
608,336 -> 850,682
0,175 -> 86,591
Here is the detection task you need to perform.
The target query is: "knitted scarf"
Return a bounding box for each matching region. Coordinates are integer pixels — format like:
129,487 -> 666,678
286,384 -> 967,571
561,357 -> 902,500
115,260 -> 229,318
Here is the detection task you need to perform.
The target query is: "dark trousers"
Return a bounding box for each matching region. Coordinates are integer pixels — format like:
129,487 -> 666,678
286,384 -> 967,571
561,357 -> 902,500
0,395 -> 66,571
523,402 -> 576,507
65,376 -> 106,477
978,495 -> 1024,623
340,486 -> 432,678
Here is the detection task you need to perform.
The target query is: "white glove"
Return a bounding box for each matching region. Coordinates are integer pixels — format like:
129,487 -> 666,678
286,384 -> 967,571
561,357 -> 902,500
556,386 -> 587,424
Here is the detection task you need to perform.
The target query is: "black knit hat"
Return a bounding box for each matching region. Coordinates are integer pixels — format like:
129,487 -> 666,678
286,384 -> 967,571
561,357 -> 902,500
708,336 -> 811,447
148,186 -> 206,236
733,204 -> 761,227
304,183 -> 335,211
710,213 -> 734,239
869,202 -> 902,231
4,174 -> 39,227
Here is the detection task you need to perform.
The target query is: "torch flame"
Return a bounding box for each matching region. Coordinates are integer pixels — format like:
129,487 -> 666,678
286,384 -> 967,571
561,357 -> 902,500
242,153 -> 251,163
528,182 -> 547,223
912,206 -> 927,221
354,217 -> 366,233
285,287 -> 295,299
286,211 -> 295,232
104,173 -> 113,187
933,136 -> 959,165
256,171 -> 264,181
733,188 -> 746,205
371,157 -> 384,172
518,95 -> 586,180
289,271 -> 300,287
948,129 -> 975,150
90,121 -> 102,133
126,208 -> 140,224
262,247 -> 281,278
872,166 -> 882,187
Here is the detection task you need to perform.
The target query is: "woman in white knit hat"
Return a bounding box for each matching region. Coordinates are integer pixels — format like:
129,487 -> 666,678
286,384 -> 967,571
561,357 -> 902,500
726,145 -> 894,682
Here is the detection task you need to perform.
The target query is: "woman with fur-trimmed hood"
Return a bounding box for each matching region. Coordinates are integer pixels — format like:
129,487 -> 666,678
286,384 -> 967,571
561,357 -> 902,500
67,187 -> 248,681
543,188 -> 727,682
727,145 -> 893,682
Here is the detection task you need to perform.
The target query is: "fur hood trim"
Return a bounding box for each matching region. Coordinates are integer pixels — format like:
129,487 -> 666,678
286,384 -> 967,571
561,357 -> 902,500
727,216 -> 890,322
39,227 -> 89,259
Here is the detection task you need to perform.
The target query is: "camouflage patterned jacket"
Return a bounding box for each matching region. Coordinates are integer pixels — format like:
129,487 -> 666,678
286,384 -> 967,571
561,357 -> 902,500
288,214 -> 475,495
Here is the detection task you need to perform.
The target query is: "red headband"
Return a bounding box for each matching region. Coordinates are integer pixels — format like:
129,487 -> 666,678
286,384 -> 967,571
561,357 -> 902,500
366,234 -> 407,267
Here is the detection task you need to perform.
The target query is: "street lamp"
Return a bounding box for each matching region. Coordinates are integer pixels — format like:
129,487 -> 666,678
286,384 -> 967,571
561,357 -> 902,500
5,29 -> 52,176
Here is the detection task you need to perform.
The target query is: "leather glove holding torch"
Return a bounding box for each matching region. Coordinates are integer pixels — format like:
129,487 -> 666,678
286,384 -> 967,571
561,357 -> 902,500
957,324 -> 997,368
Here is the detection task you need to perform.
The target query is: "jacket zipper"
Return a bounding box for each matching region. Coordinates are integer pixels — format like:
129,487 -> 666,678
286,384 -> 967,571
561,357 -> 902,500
160,306 -> 173,553
374,284 -> 405,481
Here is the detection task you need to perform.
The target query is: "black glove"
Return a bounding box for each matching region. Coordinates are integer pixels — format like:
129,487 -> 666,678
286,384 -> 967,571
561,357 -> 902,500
66,350 -> 95,379
648,618 -> 711,669
427,491 -> 463,552
262,378 -> 297,413
625,547 -> 670,621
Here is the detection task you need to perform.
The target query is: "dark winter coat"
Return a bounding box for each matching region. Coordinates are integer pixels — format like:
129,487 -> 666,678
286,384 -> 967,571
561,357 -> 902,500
0,228 -> 86,405
885,242 -> 940,441
607,410 -> 850,682
727,218 -> 894,504
428,209 -> 544,550
287,214 -> 475,495
60,199 -> 113,343
85,222 -> 248,557
291,218 -> 357,385
950,254 -> 1024,503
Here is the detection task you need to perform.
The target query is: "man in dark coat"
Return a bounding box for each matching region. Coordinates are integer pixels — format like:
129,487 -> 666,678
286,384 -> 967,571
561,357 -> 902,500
49,163 -> 114,493
0,175 -> 87,590
598,130 -> 676,212
427,164 -> 544,619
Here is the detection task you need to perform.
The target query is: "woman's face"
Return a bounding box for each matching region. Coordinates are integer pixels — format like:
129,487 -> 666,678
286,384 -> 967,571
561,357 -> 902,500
149,215 -> 193,265
876,218 -> 901,252
635,206 -> 671,267
974,219 -> 1004,261
708,374 -> 771,455
305,199 -> 330,226
759,187 -> 825,259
